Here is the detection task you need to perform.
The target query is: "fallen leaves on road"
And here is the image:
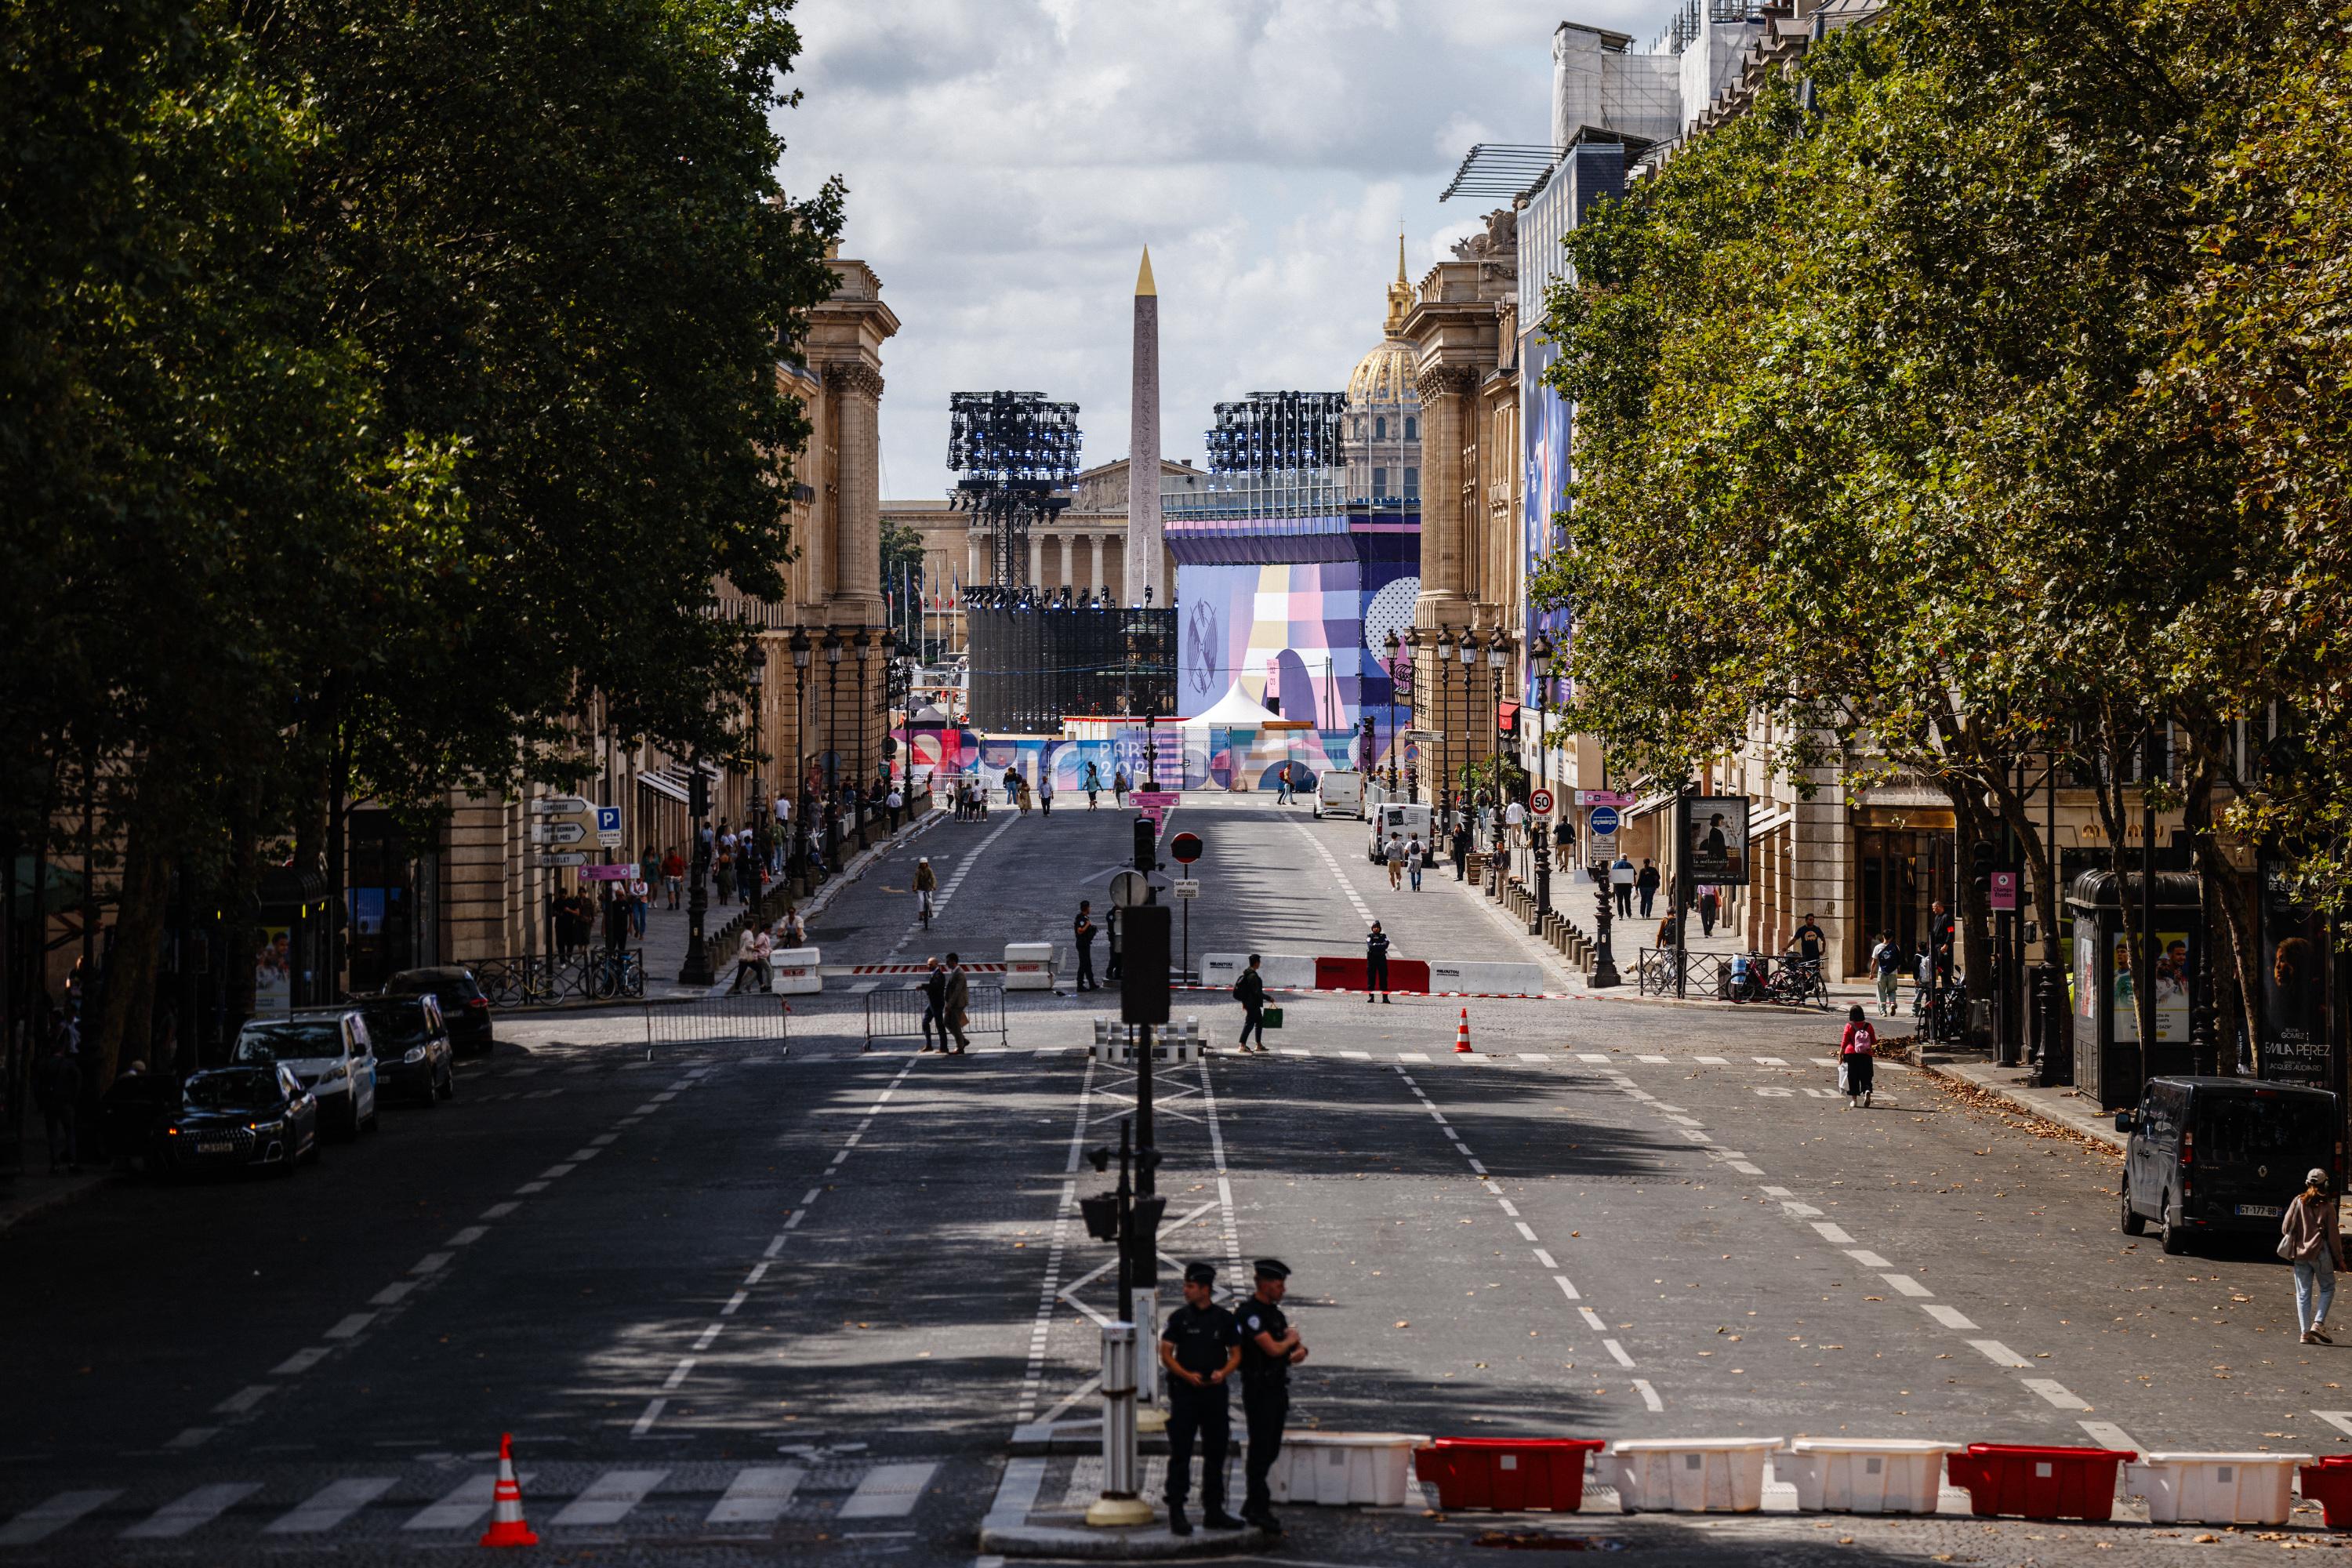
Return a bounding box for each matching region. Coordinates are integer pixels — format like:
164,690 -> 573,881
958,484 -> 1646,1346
1395,1320 -> 1410,1328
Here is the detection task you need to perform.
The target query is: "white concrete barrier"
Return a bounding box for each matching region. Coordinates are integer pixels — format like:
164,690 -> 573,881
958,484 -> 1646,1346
1200,953 -> 1316,991
1606,1438 -> 1782,1513
1266,1432 -> 1429,1507
2127,1453 -> 2307,1525
1427,960 -> 1552,996
770,947 -> 822,995
1004,942 -> 1057,990
1780,1439 -> 1955,1515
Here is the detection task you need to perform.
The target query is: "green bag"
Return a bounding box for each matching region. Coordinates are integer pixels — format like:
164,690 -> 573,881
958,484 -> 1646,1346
1260,1005 -> 1284,1029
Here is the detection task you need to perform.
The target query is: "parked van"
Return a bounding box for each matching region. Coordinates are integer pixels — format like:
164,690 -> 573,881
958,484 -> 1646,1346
1314,770 -> 1364,819
1367,801 -> 1433,862
2117,1076 -> 2341,1254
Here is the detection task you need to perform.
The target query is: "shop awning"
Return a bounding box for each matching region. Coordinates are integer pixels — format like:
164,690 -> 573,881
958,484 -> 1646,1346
637,771 -> 689,805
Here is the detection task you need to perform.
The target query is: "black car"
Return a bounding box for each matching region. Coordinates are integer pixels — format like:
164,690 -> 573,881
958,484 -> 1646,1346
101,1070 -> 181,1171
162,1065 -> 320,1176
384,966 -> 494,1055
358,994 -> 456,1104
2118,1076 -> 2341,1254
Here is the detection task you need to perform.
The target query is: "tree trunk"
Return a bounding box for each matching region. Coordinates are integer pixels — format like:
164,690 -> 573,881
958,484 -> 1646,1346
87,799 -> 168,1094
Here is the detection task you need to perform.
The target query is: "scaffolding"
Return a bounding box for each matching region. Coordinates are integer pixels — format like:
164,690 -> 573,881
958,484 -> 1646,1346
1203,392 -> 1347,475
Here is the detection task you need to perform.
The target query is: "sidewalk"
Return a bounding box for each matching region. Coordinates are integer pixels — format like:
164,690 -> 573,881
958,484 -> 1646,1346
1918,1050 -> 2129,1154
0,1166 -> 111,1236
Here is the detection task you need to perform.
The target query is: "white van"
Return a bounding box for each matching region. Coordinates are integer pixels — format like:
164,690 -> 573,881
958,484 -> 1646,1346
1367,801 -> 1433,862
1312,770 -> 1364,819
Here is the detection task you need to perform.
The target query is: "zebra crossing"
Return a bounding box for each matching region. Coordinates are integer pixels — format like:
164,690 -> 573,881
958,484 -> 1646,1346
0,1459 -> 943,1548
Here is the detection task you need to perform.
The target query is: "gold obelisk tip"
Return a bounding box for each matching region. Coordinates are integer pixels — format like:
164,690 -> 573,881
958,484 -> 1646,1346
1135,245 -> 1156,296
1396,228 -> 1407,283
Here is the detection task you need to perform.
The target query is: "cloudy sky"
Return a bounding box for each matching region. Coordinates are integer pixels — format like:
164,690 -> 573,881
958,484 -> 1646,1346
776,0 -> 1656,501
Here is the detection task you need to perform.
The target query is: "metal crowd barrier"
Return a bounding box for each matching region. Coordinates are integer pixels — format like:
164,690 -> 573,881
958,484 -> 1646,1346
862,981 -> 1009,1047
641,993 -> 793,1050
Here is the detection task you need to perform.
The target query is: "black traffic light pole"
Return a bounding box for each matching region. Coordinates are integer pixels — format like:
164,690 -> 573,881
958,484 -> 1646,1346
679,762 -> 715,987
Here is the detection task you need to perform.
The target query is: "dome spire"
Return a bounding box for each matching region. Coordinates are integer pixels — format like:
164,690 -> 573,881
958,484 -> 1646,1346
1396,227 -> 1406,285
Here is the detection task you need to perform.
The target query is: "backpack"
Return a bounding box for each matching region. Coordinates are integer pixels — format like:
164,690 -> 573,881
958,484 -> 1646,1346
1847,1022 -> 1877,1054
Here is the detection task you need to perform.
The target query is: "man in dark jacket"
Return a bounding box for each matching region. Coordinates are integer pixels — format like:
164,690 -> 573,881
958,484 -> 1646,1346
1636,858 -> 1661,918
1233,954 -> 1267,1052
917,956 -> 948,1053
1073,901 -> 1098,992
1365,922 -> 1391,1004
941,953 -> 971,1054
1450,820 -> 1472,880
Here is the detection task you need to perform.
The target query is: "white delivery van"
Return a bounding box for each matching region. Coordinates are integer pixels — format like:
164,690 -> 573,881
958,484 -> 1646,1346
1367,801 -> 1433,862
1313,770 -> 1364,819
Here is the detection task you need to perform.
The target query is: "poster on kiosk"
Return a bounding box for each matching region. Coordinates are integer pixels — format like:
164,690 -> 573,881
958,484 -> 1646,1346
1686,797 -> 1751,886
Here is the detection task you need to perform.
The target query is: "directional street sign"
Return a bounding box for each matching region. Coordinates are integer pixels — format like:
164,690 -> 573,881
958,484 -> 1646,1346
531,821 -> 586,846
531,796 -> 591,815
1172,879 -> 1201,899
1528,788 -> 1555,818
1589,804 -> 1621,837
537,852 -> 589,867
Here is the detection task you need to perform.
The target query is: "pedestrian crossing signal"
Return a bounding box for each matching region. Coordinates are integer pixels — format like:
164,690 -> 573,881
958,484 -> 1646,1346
1121,903 -> 1171,1025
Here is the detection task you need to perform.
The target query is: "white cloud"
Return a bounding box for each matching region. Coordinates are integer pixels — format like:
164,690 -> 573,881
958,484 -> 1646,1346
779,0 -> 1661,496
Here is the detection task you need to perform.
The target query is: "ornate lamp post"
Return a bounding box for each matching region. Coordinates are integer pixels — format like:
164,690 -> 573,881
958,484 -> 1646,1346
789,627 -> 811,893
1527,629 -> 1555,923
746,637 -> 766,895
1382,627 -> 1402,795
1457,630 -> 1478,817
1486,629 -> 1509,777
1432,628 -> 1455,821
822,630 -> 844,794
878,625 -> 899,793
854,626 -> 873,786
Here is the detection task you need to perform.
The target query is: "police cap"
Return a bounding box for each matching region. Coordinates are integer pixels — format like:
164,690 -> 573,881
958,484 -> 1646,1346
1252,1258 -> 1291,1281
1183,1261 -> 1217,1287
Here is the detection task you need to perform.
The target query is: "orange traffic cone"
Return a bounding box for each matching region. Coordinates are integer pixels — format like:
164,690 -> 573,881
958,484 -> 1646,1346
1454,1007 -> 1472,1054
478,1432 -> 538,1548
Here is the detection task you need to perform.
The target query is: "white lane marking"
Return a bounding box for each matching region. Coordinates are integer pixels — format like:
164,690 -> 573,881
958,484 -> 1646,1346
1603,1338 -> 1637,1367
407,1473 -> 526,1531
707,1466 -> 805,1525
411,1252 -> 453,1276
2315,1412 -> 2352,1439
1726,1160 -> 1764,1174
1514,1221 -> 1538,1242
1534,1249 -> 1557,1269
1755,1056 -> 1788,1066
552,1468 -> 669,1526
1695,1055 -> 1727,1065
1759,1185 -> 1794,1199
590,1133 -> 619,1146
1284,816 -> 1377,926
513,1181 -> 549,1194
1553,1275 -> 1581,1301
1970,1340 -> 2031,1367
266,1477 -> 395,1534
838,1461 -> 939,1519
720,1290 -> 748,1317
1922,1305 -> 1978,1330
1664,1114 -> 1704,1127
694,1324 -> 724,1352
1845,1250 -> 1893,1269
1632,1379 -> 1664,1412
1880,1274 -> 1933,1298
1468,1159 -> 1488,1174
662,1359 -> 696,1391
1399,1052 -> 1431,1063
744,1262 -> 771,1286
325,1313 -> 375,1339
1810,1222 -> 1855,1244
628,1399 -> 667,1438
539,1163 -> 579,1180
122,1483 -> 260,1539
2079,1421 -> 2141,1453
212,1385 -> 274,1414
162,1428 -> 215,1450
271,1347 -> 330,1377
1497,1200 -> 1520,1217
1637,1054 -> 1669,1064
1341,1050 -> 1371,1060
1578,1053 -> 1611,1064
1579,1307 -> 1607,1331
478,1203 -> 519,1220
370,1281 -> 416,1306
1018,1057 -> 1098,1427
2024,1378 -> 2089,1411
0,1490 -> 122,1547
1518,1052 -> 1548,1061
569,1146 -> 604,1161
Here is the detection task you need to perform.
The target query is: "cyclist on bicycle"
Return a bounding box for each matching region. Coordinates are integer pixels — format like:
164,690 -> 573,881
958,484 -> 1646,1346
913,857 -> 938,927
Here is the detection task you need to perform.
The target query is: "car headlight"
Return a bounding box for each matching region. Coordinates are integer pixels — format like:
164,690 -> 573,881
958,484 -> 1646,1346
248,1120 -> 285,1134
402,1046 -> 427,1064
319,1062 -> 347,1083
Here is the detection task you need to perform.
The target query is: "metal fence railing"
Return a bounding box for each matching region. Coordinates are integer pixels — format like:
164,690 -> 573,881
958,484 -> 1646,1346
477,949 -> 644,1008
641,994 -> 793,1051
862,982 -> 1008,1047
1635,948 -> 1733,998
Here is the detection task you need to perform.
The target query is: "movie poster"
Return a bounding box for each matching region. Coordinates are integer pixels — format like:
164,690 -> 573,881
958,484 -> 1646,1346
254,926 -> 292,1017
1686,797 -> 1749,885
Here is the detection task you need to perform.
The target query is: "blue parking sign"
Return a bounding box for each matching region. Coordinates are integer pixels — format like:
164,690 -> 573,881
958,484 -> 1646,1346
1589,805 -> 1621,837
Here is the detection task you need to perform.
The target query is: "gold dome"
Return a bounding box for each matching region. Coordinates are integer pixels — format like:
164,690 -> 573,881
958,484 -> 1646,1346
1348,339 -> 1417,405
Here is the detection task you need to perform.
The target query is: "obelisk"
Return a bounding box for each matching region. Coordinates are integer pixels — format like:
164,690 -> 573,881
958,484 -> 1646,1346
1125,247 -> 1163,607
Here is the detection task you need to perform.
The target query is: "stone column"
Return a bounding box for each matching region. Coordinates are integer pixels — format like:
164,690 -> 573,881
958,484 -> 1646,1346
967,530 -> 985,591
1029,533 -> 1044,590
1091,534 -> 1105,598
826,363 -> 887,625
1414,363 -> 1475,619
1058,533 -> 1073,591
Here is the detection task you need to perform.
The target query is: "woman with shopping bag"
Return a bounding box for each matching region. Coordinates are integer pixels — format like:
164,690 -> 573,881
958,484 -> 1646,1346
1838,1004 -> 1878,1109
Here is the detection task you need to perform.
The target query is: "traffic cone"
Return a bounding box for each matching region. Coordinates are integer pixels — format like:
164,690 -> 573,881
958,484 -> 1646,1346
1454,1007 -> 1472,1054
478,1432 -> 538,1548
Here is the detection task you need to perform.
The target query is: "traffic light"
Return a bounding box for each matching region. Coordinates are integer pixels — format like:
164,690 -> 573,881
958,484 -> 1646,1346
1121,902 -> 1171,1025
1971,839 -> 1996,895
688,770 -> 709,823
1132,815 -> 1156,873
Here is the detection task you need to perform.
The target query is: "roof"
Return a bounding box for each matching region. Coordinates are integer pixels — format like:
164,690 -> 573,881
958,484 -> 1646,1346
1180,682 -> 1314,728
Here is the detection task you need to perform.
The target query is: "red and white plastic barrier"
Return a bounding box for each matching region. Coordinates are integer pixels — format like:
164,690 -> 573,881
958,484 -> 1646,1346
1197,952 -> 1550,998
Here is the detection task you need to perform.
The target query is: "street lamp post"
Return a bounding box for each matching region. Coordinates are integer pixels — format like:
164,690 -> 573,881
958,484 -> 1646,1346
822,630 -> 844,795
746,640 -> 766,904
1486,629 -> 1508,778
1433,629 -> 1454,822
788,628 -> 811,893
853,627 -> 873,846
1382,627 -> 1402,796
1457,631 -> 1478,828
1528,630 -> 1555,923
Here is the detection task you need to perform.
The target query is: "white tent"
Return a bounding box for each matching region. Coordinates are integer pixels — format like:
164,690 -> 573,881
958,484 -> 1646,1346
1180,681 -> 1314,730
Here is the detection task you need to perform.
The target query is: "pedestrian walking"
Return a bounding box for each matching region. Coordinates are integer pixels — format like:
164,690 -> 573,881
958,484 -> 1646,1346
1838,1004 -> 1878,1109
1084,760 -> 1102,809
886,782 -> 904,830
662,847 -> 684,909
1697,884 -> 1720,937
1239,1258 -> 1305,1534
639,845 -> 662,891
1017,779 -> 1033,816
1450,819 -> 1472,881
1869,931 -> 1902,1016
726,927 -> 764,994
1611,855 -> 1635,917
1384,830 -> 1406,890
1160,1261 -> 1246,1537
1073,901 -> 1098,991
35,1036 -> 80,1173
917,956 -> 948,1053
602,888 -> 630,955
1004,766 -> 1021,807
1406,833 -> 1425,891
1636,858 -> 1661,919
914,857 -> 938,927
715,843 -> 735,906
1113,768 -> 1130,807
1275,765 -> 1293,805
2284,1170 -> 2345,1344
1233,953 -> 1266,1051
1365,921 -> 1391,1004
1038,771 -> 1053,815
941,953 -> 972,1054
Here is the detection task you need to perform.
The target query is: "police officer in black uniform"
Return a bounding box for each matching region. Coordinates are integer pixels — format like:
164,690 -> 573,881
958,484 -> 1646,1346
1158,1261 -> 1244,1536
1238,1257 -> 1307,1533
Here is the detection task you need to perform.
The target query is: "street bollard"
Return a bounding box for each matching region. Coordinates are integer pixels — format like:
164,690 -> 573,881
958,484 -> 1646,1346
1134,1287 -> 1164,1430
1085,1322 -> 1154,1526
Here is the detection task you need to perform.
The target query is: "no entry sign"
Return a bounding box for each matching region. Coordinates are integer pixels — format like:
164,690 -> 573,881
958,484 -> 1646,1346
1168,832 -> 1203,864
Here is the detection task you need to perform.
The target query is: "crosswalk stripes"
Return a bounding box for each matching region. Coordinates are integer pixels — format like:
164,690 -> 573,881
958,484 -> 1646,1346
837,1461 -> 938,1519
0,1490 -> 118,1547
404,1472 -> 510,1531
706,1466 -> 804,1524
264,1477 -> 393,1535
550,1468 -> 666,1526
122,1483 -> 260,1540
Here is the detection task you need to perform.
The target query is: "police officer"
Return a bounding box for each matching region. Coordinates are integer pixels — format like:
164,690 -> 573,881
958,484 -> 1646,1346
1238,1257 -> 1307,1534
1158,1261 -> 1244,1537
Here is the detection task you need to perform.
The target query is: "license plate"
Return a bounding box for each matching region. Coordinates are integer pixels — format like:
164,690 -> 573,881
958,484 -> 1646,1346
2236,1203 -> 2283,1218
198,1141 -> 234,1155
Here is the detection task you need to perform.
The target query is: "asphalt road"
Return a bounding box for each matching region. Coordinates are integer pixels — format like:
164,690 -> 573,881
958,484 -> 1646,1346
2,795 -> 2342,1566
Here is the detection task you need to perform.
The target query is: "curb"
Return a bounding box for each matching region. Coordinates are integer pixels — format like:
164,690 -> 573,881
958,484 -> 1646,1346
978,1520 -> 1257,1560
0,1170 -> 114,1238
1912,1056 -> 2129,1155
